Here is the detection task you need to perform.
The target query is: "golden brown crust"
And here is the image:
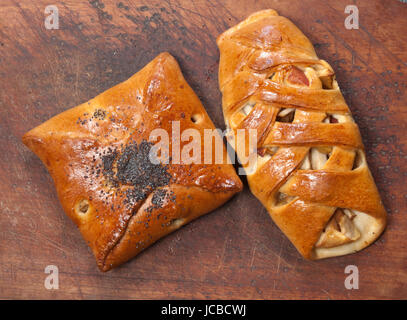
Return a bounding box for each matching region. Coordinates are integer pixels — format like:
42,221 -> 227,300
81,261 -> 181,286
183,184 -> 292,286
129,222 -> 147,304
23,52 -> 242,271
217,10 -> 386,259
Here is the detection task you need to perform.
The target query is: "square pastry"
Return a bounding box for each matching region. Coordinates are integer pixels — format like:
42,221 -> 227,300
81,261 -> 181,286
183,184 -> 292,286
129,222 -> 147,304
23,53 -> 242,271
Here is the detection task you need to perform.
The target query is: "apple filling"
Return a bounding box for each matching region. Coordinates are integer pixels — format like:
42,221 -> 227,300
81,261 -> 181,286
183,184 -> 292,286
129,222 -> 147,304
276,107 -> 295,122
268,60 -> 336,91
315,208 -> 361,248
299,145 -> 364,249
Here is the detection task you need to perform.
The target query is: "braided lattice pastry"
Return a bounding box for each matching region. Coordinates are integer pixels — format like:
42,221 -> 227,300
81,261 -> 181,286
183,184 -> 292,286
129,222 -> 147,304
217,10 -> 387,259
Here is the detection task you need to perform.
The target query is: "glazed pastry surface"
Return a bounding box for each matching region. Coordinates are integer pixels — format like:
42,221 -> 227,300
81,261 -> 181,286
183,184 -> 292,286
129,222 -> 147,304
217,10 -> 386,259
23,53 -> 243,271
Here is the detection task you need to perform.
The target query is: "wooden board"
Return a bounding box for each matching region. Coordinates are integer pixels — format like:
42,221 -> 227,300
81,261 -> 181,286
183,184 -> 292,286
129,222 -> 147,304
0,0 -> 406,299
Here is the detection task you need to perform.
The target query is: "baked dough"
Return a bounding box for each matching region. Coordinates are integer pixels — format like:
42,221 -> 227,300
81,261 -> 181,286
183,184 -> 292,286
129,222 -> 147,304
217,10 -> 386,259
23,53 -> 242,271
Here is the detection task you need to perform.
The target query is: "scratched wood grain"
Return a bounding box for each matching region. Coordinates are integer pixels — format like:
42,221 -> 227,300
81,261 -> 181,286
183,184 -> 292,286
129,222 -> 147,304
0,0 -> 406,299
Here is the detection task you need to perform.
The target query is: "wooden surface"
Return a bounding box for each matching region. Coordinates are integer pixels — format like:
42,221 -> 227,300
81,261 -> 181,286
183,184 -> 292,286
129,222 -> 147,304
0,0 -> 406,299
